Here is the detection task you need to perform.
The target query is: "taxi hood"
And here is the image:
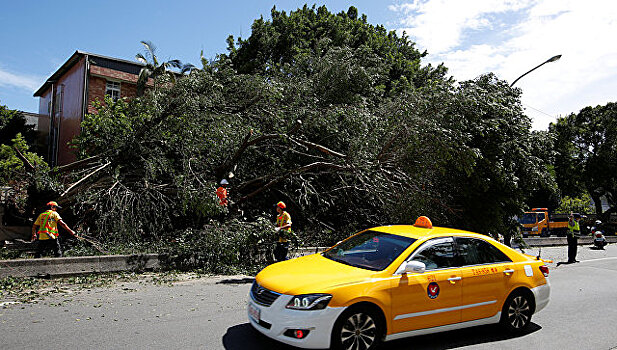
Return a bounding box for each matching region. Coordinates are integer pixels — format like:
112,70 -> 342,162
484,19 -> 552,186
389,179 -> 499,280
256,254 -> 378,295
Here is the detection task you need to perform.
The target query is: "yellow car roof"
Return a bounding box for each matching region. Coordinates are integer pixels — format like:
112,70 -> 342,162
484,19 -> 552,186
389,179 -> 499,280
370,224 -> 487,240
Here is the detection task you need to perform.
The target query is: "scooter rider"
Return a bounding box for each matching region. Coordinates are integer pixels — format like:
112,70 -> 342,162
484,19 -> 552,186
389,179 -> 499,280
592,220 -> 607,250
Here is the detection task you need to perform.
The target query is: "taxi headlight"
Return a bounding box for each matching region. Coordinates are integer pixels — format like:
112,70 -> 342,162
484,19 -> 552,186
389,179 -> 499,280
286,294 -> 332,310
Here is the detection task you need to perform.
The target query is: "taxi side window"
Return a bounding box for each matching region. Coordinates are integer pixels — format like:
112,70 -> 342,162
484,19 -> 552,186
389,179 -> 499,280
411,238 -> 456,271
455,237 -> 511,266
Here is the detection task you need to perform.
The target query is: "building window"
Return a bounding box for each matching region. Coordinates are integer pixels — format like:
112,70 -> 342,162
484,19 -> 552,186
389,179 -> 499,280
105,81 -> 121,101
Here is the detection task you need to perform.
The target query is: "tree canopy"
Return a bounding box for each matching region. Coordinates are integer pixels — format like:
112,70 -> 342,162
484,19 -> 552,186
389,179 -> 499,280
225,5 -> 449,93
0,102 -> 52,214
0,102 -> 35,146
551,102 -> 617,219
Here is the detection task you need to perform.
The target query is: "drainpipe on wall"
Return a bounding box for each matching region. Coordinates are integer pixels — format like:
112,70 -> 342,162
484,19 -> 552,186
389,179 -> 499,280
55,84 -> 63,166
82,54 -> 90,125
48,82 -> 55,165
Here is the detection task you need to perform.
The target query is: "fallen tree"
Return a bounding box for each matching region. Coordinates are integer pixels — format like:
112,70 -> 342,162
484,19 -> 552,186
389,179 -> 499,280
3,7 -> 557,269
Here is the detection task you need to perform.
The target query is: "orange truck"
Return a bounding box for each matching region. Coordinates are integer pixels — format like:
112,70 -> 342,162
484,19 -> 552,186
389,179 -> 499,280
519,208 -> 570,237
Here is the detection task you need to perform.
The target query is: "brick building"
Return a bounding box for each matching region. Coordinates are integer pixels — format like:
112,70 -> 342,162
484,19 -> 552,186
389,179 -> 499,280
34,51 -> 146,166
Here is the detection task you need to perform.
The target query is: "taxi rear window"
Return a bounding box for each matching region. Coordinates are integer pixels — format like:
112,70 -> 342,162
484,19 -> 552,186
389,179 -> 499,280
323,230 -> 416,271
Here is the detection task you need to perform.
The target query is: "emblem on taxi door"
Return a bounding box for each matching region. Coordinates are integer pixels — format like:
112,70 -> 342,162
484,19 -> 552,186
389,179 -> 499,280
427,282 -> 440,299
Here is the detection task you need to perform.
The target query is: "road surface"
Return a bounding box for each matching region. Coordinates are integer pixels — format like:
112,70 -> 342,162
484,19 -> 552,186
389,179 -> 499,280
1,245 -> 617,350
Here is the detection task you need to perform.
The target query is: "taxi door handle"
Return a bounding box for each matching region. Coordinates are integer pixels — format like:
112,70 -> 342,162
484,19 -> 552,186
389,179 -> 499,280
503,269 -> 515,275
447,277 -> 462,284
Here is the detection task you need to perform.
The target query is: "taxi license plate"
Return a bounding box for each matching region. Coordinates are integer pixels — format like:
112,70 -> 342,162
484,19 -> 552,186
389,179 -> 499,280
248,302 -> 260,322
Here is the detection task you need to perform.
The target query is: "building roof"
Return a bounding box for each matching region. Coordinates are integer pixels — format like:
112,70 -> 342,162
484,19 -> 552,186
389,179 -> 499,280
33,50 -> 145,97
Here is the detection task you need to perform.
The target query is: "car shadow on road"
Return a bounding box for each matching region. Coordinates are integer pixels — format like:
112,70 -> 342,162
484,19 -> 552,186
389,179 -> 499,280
386,323 -> 542,350
222,323 -> 299,350
222,322 -> 541,350
216,277 -> 255,285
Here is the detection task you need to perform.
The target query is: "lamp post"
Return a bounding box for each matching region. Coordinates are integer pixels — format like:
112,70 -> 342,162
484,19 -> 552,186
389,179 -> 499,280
510,54 -> 562,87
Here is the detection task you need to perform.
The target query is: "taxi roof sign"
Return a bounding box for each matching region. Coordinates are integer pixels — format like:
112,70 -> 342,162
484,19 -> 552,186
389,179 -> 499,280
413,216 -> 433,229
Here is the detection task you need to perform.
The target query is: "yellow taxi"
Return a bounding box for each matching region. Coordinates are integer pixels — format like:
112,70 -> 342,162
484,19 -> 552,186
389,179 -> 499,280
248,217 -> 550,350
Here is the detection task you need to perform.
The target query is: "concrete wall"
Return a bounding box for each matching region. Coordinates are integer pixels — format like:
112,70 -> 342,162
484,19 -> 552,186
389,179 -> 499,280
0,254 -> 160,278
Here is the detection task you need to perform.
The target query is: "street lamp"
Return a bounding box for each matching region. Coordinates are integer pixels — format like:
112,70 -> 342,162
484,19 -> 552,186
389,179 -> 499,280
510,54 -> 562,87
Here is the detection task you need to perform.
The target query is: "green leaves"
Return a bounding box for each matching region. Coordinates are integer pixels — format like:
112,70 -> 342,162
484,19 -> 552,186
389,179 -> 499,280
0,103 -> 53,214
551,102 -> 617,216
225,5 -> 439,94
67,11 -> 556,251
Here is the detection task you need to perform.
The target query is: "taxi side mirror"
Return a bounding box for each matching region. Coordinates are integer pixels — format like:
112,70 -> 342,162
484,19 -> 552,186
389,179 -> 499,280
404,261 -> 426,274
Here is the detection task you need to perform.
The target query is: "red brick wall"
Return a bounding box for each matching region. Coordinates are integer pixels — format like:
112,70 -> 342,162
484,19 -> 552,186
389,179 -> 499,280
86,71 -> 140,114
121,83 -> 137,99
90,65 -> 139,83
87,76 -> 107,114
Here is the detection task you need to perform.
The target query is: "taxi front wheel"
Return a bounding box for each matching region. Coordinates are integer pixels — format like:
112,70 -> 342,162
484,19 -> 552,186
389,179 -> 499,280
331,306 -> 383,350
500,291 -> 533,333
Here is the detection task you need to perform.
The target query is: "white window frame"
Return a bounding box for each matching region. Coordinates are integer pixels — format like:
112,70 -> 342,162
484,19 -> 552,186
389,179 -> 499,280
105,80 -> 121,102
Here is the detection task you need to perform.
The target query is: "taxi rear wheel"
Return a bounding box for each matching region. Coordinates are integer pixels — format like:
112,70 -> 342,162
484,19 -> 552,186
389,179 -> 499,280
500,291 -> 533,333
331,306 -> 383,350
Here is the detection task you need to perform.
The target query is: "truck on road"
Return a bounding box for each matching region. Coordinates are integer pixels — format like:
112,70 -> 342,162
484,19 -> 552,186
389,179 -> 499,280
520,208 -> 570,237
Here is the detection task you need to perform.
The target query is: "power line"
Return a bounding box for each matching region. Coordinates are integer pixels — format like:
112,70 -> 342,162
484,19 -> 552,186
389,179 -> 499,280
523,103 -> 557,118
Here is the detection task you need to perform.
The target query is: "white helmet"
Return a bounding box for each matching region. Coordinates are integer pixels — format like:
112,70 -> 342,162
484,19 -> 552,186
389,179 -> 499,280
595,220 -> 602,225
220,179 -> 229,185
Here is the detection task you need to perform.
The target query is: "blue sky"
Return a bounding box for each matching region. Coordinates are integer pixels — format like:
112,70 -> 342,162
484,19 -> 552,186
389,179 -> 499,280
0,1 -> 390,112
2,0 -> 616,130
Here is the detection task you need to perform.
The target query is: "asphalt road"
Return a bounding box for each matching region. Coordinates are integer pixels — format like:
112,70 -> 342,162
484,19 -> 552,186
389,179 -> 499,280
1,245 -> 617,350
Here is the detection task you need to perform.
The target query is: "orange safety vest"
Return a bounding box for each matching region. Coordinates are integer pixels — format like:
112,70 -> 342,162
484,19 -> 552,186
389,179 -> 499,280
36,210 -> 60,239
216,186 -> 228,206
276,211 -> 292,242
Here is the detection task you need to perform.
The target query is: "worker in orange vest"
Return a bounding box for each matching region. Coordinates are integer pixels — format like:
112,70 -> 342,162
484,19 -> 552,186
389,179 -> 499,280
31,201 -> 78,258
274,201 -> 292,262
216,179 -> 229,206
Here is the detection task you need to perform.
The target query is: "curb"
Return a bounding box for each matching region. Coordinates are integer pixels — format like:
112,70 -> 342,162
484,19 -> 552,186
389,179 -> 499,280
0,247 -> 328,279
523,236 -> 617,247
0,254 -> 160,278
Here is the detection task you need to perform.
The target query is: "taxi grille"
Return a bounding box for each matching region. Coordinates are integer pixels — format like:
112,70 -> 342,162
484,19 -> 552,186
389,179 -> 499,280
250,281 -> 280,307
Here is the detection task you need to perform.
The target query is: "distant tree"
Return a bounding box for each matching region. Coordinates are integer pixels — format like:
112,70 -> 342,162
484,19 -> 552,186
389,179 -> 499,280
556,194 -> 594,214
434,73 -> 555,238
551,102 -> 617,220
135,41 -> 194,95
0,102 -> 35,146
0,101 -> 56,217
524,130 -> 560,210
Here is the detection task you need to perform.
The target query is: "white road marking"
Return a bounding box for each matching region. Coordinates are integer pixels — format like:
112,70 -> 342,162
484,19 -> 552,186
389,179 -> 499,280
579,256 -> 617,263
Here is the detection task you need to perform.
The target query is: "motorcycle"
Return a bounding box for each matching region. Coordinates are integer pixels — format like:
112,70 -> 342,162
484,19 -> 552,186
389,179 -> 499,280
591,220 -> 607,250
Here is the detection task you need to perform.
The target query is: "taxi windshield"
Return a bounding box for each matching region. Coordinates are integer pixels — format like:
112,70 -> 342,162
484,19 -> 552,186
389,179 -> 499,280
323,230 -> 416,271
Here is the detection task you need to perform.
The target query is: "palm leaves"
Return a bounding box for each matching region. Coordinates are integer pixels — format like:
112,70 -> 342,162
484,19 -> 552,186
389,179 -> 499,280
135,41 -> 195,96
